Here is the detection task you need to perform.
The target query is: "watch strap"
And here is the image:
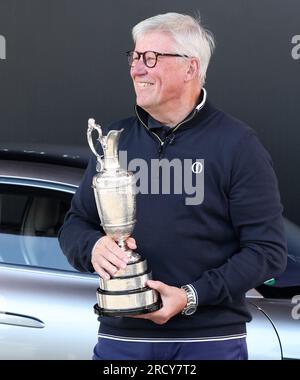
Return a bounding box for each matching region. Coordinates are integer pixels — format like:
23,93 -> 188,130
181,284 -> 198,315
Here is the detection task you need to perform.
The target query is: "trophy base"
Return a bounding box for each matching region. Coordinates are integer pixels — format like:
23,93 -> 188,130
95,255 -> 161,317
94,300 -> 161,317
95,285 -> 161,316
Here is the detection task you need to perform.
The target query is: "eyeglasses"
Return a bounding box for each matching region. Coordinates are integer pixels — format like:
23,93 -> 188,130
126,50 -> 189,68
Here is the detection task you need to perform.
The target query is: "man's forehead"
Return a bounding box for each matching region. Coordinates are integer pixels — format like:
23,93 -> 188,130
135,32 -> 175,49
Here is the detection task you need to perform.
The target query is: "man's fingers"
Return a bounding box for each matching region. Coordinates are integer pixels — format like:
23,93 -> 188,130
105,250 -> 128,270
98,256 -> 119,277
146,280 -> 165,292
92,262 -> 110,280
126,237 -> 137,249
92,236 -> 141,279
101,237 -> 128,261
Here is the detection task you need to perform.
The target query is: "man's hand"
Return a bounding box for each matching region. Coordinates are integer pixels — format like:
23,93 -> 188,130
91,236 -> 136,279
130,280 -> 188,325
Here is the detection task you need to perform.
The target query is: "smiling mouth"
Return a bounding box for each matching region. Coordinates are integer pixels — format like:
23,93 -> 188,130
136,82 -> 154,88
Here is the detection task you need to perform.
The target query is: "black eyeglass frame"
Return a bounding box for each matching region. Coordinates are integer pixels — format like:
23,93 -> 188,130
126,50 -> 189,68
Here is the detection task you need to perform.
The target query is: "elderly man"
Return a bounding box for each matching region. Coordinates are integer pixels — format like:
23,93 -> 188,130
59,12 -> 287,360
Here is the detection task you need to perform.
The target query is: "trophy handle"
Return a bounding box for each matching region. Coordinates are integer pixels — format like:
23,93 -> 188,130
87,118 -> 105,171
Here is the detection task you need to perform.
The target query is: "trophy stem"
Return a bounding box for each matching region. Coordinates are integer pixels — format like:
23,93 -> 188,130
117,238 -> 141,264
118,239 -> 126,251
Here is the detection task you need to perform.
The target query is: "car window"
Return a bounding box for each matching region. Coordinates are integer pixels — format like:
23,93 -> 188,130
0,184 -> 76,272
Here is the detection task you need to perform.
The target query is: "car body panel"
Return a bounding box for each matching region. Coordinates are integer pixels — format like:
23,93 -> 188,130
0,264 -> 99,359
246,301 -> 282,360
250,298 -> 300,360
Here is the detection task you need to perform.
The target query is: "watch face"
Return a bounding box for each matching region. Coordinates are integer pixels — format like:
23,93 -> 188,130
184,306 -> 197,316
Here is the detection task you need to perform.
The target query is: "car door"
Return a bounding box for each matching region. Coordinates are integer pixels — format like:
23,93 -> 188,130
0,181 -> 99,359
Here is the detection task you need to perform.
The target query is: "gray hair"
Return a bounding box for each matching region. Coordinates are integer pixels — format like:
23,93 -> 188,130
132,12 -> 215,85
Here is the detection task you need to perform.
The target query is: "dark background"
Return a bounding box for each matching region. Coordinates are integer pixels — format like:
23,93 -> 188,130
0,0 -> 299,224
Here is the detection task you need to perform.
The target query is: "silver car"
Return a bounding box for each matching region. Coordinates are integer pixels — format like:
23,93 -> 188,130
0,147 -> 299,360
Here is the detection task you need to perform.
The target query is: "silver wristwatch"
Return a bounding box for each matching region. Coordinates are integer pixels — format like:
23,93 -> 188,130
181,285 -> 198,316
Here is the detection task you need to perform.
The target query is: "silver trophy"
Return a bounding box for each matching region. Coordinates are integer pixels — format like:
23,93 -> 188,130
87,118 -> 160,316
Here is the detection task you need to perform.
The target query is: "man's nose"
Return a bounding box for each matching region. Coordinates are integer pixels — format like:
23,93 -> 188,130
131,57 -> 148,75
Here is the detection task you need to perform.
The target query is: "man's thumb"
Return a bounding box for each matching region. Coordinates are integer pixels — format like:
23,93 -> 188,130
146,280 -> 164,291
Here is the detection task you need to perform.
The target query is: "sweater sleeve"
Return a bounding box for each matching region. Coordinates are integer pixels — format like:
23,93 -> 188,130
58,155 -> 105,273
190,132 -> 287,305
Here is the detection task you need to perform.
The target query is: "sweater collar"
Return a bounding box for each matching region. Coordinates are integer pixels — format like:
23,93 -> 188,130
135,88 -> 214,133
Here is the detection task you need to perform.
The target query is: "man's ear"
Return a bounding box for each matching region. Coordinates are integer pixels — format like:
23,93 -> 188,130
185,58 -> 200,82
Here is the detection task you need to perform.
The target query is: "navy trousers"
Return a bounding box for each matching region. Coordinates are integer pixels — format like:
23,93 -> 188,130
93,337 -> 248,360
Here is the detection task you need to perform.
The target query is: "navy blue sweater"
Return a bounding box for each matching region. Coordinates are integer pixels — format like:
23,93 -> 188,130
59,96 -> 287,339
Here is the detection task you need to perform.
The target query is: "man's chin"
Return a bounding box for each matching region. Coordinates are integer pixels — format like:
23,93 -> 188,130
136,99 -> 151,110
136,95 -> 157,107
